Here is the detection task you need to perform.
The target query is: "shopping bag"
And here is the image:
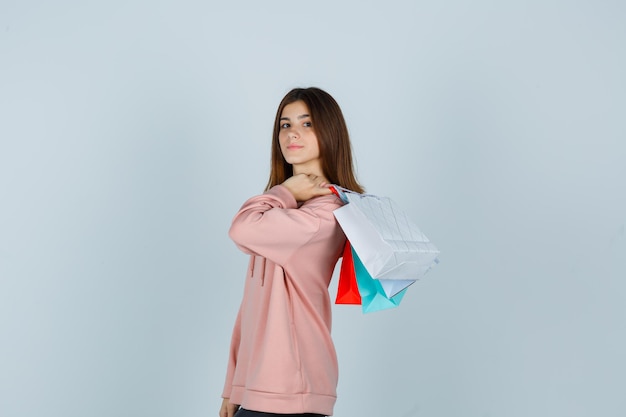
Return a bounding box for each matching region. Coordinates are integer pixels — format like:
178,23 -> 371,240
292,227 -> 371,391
335,240 -> 361,305
352,246 -> 407,313
331,186 -> 440,298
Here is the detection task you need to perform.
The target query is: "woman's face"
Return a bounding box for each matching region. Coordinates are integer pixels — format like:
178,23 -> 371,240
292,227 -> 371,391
278,100 -> 322,174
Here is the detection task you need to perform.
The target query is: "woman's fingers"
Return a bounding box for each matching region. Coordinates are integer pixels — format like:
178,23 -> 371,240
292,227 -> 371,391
282,173 -> 332,201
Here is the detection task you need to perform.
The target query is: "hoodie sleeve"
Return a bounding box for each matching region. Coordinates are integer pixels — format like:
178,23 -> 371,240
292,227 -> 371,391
228,185 -> 341,266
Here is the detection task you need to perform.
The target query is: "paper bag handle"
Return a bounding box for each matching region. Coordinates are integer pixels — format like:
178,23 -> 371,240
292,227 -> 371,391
329,185 -> 382,203
329,185 -> 353,203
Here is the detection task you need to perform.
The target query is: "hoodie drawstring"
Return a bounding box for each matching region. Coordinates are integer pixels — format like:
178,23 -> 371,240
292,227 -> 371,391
249,256 -> 267,286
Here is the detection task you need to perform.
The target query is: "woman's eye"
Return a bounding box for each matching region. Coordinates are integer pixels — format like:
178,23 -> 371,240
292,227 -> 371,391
303,121 -> 312,127
280,123 -> 290,129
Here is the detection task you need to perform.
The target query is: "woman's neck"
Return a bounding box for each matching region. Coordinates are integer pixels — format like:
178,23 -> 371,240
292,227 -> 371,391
292,161 -> 324,177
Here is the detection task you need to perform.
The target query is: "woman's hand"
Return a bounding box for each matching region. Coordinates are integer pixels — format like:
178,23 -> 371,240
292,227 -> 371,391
282,173 -> 332,202
219,398 -> 239,417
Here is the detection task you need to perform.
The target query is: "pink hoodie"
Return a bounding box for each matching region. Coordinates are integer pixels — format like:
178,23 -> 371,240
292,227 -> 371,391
221,185 -> 345,416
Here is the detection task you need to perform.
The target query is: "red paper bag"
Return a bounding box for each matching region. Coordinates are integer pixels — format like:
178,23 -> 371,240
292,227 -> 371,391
335,240 -> 362,305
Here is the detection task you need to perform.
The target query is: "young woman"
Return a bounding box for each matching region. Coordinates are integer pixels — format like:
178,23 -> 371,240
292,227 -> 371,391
220,87 -> 364,417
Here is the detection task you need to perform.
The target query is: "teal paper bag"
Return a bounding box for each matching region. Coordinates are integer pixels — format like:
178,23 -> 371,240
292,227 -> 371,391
352,247 -> 407,313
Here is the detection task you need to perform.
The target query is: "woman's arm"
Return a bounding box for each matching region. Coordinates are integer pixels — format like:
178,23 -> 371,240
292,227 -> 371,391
228,184 -> 340,266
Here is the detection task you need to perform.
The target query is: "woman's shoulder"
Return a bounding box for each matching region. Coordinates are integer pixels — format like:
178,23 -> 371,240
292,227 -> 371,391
300,193 -> 344,212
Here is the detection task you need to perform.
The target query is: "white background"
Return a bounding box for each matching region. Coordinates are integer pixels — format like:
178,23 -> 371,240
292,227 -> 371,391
1,1 -> 625,416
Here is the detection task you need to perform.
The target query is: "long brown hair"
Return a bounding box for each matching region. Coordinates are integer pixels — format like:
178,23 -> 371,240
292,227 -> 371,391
265,87 -> 365,193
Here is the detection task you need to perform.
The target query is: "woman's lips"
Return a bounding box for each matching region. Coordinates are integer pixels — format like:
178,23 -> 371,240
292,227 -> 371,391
287,145 -> 303,150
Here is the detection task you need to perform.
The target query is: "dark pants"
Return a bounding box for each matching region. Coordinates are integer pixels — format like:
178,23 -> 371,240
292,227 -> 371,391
234,408 -> 325,417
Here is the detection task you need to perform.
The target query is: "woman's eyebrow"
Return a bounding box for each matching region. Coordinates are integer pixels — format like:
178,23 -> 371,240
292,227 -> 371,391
280,113 -> 311,121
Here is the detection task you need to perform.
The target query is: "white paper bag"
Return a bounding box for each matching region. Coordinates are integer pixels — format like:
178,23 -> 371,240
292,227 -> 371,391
331,186 -> 440,297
